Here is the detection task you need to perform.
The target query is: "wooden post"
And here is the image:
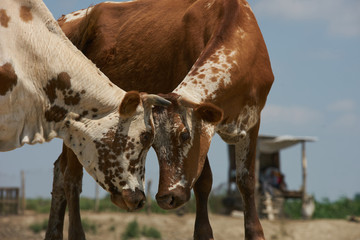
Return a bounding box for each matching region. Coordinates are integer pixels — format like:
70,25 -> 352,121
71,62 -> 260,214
227,144 -> 234,195
301,141 -> 309,219
255,140 -> 261,208
20,170 -> 25,214
146,180 -> 152,215
263,192 -> 275,221
301,141 -> 307,198
94,183 -> 100,212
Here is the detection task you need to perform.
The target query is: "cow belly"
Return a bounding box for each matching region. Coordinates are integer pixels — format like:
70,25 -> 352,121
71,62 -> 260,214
0,112 -> 55,152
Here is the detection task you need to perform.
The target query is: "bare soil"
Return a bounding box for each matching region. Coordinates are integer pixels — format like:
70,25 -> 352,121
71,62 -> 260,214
1,211 -> 360,240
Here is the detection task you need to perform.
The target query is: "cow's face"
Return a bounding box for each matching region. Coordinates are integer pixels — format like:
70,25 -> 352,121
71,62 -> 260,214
41,73 -> 171,211
69,92 -> 170,211
152,94 -> 223,209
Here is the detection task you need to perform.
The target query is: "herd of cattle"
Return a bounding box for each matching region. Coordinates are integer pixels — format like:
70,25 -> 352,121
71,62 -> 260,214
0,0 -> 274,239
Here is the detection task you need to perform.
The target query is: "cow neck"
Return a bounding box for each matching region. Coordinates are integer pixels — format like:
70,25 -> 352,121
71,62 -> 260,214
0,0 -> 126,152
174,44 -> 237,105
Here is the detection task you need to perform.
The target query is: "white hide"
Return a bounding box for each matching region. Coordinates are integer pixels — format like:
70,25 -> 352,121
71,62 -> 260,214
63,7 -> 94,23
0,0 -> 151,195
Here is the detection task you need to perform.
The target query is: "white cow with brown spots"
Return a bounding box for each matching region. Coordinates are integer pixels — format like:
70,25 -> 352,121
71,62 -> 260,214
0,0 -> 170,220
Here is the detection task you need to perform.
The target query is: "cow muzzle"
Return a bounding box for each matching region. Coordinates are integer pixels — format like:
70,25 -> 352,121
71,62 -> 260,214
155,188 -> 190,210
111,188 -> 146,211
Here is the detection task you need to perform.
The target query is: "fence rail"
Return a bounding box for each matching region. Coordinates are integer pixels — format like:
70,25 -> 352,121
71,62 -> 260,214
0,187 -> 20,215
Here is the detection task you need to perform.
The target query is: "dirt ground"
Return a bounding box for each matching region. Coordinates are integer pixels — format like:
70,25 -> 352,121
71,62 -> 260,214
1,211 -> 360,240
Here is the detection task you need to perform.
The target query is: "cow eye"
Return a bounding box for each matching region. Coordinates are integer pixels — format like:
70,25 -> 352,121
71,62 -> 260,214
180,131 -> 190,142
140,132 -> 152,145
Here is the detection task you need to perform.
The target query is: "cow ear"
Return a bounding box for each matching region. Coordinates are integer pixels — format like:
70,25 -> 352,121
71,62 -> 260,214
119,91 -> 141,118
195,103 -> 223,124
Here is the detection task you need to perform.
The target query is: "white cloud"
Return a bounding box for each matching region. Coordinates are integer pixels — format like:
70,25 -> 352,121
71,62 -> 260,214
308,49 -> 340,61
327,99 -> 359,131
331,113 -> 359,129
262,104 -> 322,126
262,103 -> 359,134
327,99 -> 356,112
253,0 -> 360,37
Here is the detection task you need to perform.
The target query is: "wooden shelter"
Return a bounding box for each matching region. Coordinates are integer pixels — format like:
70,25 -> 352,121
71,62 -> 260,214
0,187 -> 20,215
0,171 -> 26,215
224,135 -> 317,220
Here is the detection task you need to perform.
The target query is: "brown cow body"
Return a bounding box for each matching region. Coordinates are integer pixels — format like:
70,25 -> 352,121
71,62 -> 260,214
47,0 -> 273,239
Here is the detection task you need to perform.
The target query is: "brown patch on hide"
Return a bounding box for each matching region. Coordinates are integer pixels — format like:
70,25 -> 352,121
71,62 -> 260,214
20,6 -> 33,22
45,105 -> 68,122
93,124 -> 128,192
0,63 -> 18,95
57,72 -> 71,89
0,9 -> 10,27
92,120 -> 147,193
44,72 -> 82,106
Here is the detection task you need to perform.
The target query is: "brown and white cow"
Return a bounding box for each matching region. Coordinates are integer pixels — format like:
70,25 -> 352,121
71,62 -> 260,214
48,0 -> 273,239
151,0 -> 274,239
0,0 -> 170,223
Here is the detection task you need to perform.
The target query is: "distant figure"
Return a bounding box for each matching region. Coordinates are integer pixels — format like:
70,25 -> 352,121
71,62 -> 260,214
262,167 -> 287,196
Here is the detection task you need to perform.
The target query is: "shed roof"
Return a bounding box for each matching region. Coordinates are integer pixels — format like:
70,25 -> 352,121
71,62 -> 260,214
258,135 -> 317,154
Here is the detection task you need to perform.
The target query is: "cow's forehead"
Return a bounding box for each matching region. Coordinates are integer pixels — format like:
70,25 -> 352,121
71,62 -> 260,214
154,103 -> 190,131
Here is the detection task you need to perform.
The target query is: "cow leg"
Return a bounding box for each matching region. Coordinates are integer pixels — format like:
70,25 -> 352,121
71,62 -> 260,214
45,157 -> 67,240
235,122 -> 265,240
62,145 -> 86,240
193,156 -> 214,240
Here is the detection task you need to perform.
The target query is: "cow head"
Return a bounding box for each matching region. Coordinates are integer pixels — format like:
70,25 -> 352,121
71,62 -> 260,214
41,73 -> 172,211
66,91 -> 171,211
152,93 -> 223,209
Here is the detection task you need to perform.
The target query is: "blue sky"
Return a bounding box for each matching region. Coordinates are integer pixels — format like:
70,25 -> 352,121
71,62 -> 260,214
1,0 -> 359,201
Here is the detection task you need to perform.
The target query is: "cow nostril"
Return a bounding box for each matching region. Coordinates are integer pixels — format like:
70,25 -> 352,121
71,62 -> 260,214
169,195 -> 175,207
156,194 -> 177,208
134,190 -> 146,210
136,199 -> 145,210
120,188 -> 146,211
